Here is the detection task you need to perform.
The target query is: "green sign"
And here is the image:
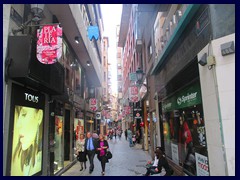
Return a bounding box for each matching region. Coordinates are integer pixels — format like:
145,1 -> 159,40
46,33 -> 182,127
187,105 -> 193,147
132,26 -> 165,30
162,83 -> 202,112
129,73 -> 137,82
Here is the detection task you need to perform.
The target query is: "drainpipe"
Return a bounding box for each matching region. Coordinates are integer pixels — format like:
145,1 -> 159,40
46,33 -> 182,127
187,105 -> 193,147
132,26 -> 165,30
212,64 -> 228,176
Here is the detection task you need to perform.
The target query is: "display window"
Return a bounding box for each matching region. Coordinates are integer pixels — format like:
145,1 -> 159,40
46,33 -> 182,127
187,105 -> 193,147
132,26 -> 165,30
162,82 -> 209,176
7,84 -> 45,176
54,115 -> 64,173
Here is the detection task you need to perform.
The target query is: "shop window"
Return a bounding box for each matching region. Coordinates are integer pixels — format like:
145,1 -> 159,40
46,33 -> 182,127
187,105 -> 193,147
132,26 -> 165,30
54,115 -> 64,173
162,82 -> 209,176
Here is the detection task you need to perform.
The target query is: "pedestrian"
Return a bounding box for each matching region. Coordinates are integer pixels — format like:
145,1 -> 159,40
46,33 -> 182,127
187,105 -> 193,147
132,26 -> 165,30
127,128 -> 133,147
144,148 -> 173,176
124,129 -> 128,140
76,134 -> 87,171
85,132 -> 97,174
132,135 -> 136,145
114,129 -> 117,139
136,129 -> 140,144
96,134 -> 109,176
92,131 -> 99,139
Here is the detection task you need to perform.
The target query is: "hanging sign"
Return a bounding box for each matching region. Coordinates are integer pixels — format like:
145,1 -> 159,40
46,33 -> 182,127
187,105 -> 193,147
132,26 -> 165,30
37,25 -> 62,64
89,98 -> 97,111
129,86 -> 139,102
87,26 -> 99,41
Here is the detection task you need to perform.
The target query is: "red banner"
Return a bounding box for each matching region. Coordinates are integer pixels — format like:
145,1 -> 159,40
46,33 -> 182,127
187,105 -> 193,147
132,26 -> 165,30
37,25 -> 62,64
89,98 -> 97,111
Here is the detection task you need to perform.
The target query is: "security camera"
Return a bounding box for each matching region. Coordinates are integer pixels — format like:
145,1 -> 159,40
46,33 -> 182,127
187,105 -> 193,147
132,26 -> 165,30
198,53 -> 207,66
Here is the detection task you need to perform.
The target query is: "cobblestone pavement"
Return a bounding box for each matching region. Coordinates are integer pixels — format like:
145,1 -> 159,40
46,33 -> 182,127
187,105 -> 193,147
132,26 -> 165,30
62,137 -> 152,176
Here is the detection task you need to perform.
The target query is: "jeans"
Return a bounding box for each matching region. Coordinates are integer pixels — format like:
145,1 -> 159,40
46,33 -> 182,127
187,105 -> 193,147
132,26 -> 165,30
128,137 -> 133,146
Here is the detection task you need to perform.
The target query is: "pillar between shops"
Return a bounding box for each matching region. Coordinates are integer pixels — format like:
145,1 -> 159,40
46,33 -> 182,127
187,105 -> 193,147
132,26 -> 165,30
143,100 -> 148,151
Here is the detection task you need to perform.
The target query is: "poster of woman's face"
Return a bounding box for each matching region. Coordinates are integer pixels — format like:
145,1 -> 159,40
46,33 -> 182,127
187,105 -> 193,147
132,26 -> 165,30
11,106 -> 43,176
8,84 -> 45,176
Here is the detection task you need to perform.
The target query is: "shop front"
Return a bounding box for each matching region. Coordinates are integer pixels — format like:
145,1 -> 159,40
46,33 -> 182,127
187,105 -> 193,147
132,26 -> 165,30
162,82 -> 209,176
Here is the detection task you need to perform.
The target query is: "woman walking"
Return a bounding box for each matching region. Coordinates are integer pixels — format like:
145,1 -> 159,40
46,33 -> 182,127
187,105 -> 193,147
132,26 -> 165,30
96,134 -> 109,176
76,134 -> 87,171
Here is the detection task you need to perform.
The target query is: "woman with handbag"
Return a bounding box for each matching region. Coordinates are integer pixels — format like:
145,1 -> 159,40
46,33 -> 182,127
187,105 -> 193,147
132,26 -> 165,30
76,134 -> 87,171
96,134 -> 109,175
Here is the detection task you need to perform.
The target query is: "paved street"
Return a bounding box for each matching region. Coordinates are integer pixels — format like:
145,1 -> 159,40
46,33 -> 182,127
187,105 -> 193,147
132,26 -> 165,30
62,137 -> 152,176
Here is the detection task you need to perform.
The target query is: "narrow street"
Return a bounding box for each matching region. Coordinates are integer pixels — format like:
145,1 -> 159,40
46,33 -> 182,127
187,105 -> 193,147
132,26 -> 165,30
62,138 -> 152,176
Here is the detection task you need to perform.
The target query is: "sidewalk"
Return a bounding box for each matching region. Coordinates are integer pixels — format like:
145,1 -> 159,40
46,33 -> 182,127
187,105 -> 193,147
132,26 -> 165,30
62,137 -> 152,176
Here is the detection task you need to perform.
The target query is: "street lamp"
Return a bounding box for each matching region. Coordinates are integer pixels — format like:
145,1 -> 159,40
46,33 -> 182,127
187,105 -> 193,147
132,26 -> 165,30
136,67 -> 144,84
12,4 -> 45,35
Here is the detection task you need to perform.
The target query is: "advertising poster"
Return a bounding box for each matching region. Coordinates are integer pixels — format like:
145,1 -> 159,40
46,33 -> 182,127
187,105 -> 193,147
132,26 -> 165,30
74,119 -> 84,140
195,153 -> 209,176
54,115 -> 63,168
9,84 -> 45,176
171,143 -> 179,165
37,25 -> 62,64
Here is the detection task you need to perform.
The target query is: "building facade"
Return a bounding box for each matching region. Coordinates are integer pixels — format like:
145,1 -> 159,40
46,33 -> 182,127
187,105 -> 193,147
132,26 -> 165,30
3,4 -> 104,176
118,4 -> 235,176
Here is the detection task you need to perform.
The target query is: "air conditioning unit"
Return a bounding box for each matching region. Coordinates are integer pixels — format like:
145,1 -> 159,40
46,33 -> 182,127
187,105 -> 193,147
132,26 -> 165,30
136,39 -> 142,52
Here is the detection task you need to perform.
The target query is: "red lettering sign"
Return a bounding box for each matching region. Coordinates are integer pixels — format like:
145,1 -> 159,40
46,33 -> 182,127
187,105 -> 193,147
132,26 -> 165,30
37,25 -> 62,64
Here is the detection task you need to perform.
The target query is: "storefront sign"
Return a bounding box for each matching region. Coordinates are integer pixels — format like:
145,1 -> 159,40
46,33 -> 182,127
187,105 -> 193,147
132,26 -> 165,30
139,84 -> 147,99
162,83 -> 202,112
89,98 -> 97,111
129,86 -> 139,102
171,143 -> 179,165
129,73 -> 137,82
195,153 -> 209,176
87,26 -> 99,41
9,84 -> 45,176
37,25 -> 62,64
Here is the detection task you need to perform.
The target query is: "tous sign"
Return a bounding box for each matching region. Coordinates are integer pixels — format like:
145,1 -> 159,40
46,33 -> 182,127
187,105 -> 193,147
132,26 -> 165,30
25,93 -> 39,103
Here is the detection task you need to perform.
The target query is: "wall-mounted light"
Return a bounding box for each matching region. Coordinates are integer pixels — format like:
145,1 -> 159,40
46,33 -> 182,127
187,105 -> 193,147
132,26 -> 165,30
30,4 -> 45,22
136,67 -> 144,84
75,36 -> 80,44
198,53 -> 207,66
12,4 -> 45,35
221,41 -> 235,56
87,60 -> 91,66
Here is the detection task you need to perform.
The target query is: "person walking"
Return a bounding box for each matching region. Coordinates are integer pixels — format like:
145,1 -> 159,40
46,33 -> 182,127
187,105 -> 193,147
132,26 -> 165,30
76,134 -> 87,171
114,129 -> 117,140
96,134 -> 109,176
85,132 -> 97,174
127,128 -> 133,147
124,129 -> 128,140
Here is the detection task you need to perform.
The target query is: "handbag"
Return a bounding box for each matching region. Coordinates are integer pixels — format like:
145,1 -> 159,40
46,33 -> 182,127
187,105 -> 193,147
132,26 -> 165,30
105,150 -> 112,159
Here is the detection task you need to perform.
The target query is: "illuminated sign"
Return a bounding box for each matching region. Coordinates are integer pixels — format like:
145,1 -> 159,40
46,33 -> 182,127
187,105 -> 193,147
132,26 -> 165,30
8,84 -> 45,176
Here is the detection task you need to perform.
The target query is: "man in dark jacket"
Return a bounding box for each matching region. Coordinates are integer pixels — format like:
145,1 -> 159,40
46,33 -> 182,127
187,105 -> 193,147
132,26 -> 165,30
85,132 -> 98,173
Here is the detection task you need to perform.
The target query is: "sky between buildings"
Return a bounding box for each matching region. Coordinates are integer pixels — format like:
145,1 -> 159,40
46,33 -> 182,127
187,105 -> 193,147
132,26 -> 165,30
101,4 -> 122,94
